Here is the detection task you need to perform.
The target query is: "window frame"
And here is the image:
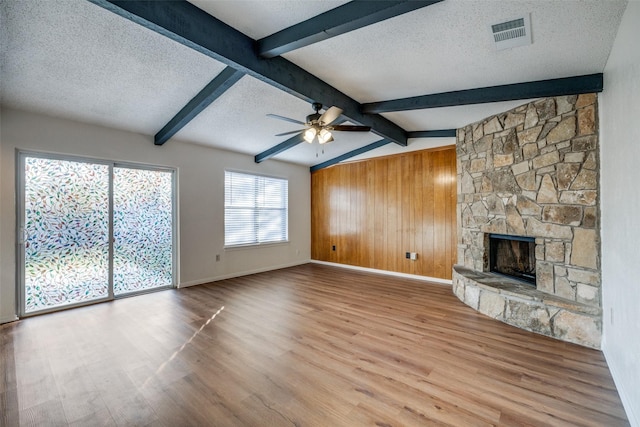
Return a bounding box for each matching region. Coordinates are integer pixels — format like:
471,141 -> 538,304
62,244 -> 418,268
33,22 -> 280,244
224,169 -> 289,248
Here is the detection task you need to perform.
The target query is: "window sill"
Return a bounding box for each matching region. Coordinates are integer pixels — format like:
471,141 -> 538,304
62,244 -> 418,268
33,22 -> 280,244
224,241 -> 290,251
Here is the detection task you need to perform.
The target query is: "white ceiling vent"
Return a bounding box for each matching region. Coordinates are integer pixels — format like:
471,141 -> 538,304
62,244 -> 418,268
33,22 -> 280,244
491,15 -> 532,50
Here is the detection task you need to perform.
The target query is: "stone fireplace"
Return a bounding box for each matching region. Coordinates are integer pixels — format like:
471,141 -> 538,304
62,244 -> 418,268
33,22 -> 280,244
452,94 -> 602,348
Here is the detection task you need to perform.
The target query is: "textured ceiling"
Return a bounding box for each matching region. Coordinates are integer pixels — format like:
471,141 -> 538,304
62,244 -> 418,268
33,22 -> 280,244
282,0 -> 626,102
0,0 -> 226,136
0,0 -> 628,167
188,0 -> 350,40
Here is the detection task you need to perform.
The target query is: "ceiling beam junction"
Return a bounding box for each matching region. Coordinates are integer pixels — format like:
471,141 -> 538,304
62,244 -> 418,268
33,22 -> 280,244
88,0 -> 408,147
257,1 -> 443,58
362,73 -> 604,114
155,66 -> 243,145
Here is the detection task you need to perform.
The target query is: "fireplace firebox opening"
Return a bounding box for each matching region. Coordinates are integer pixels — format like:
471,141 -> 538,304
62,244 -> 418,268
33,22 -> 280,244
488,234 -> 536,285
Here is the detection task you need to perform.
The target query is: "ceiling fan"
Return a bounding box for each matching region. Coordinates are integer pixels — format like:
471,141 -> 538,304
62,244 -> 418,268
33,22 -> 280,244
267,102 -> 371,144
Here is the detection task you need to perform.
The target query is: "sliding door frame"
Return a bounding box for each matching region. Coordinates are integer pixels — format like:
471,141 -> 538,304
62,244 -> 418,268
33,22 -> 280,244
16,150 -> 177,317
112,162 -> 177,299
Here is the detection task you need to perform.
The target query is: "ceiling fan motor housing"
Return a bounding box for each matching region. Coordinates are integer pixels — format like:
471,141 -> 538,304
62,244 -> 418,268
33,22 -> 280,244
307,102 -> 324,125
306,113 -> 322,125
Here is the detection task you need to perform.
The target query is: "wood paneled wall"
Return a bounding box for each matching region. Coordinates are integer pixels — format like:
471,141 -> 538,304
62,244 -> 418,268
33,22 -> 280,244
311,146 -> 457,280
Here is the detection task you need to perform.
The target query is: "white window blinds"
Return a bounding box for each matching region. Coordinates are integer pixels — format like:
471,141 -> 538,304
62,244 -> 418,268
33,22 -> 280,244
224,171 -> 288,246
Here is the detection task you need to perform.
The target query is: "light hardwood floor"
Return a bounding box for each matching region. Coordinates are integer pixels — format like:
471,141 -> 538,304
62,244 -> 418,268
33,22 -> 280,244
0,264 -> 629,426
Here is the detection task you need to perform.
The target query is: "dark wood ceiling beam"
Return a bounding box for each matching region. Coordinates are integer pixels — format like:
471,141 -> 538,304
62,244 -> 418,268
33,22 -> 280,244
88,0 -> 408,146
407,129 -> 456,138
362,73 -> 604,114
155,67 -> 243,145
255,134 -> 305,163
257,1 -> 442,58
310,139 -> 392,172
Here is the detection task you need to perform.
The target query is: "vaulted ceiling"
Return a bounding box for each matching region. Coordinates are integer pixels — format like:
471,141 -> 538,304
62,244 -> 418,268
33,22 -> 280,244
0,0 -> 627,169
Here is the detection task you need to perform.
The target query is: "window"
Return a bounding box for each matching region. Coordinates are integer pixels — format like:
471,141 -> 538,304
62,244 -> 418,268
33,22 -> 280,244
224,171 -> 288,246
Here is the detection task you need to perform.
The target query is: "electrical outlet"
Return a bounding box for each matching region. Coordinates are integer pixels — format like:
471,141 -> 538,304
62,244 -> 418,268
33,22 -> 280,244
406,252 -> 410,259
332,245 -> 336,251
216,254 -> 220,262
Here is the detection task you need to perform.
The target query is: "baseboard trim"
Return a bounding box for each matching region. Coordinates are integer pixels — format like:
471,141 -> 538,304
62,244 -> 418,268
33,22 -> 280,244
603,344 -> 639,427
310,260 -> 452,285
0,314 -> 19,325
178,260 -> 311,288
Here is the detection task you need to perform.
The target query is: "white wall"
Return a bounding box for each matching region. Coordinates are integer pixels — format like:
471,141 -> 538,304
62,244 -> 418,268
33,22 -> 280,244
0,107 -> 311,323
601,1 -> 640,425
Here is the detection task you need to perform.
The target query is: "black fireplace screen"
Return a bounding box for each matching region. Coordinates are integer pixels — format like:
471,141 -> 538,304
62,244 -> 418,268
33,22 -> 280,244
489,234 -> 536,284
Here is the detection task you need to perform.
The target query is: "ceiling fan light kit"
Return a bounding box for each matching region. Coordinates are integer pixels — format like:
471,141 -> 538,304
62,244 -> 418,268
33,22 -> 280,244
269,102 -> 371,144
318,129 -> 334,144
303,127 -> 317,143
303,126 -> 333,144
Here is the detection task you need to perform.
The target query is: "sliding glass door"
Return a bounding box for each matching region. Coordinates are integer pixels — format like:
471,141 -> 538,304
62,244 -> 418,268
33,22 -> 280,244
22,157 -> 111,313
113,166 -> 174,296
18,153 -> 175,316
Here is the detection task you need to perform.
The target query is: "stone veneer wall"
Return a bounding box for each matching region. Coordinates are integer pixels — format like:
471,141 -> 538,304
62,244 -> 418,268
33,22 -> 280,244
454,94 -> 601,347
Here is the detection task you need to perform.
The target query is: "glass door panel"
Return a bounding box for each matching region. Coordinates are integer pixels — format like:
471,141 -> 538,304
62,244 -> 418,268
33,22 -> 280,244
23,157 -> 110,313
113,167 -> 173,296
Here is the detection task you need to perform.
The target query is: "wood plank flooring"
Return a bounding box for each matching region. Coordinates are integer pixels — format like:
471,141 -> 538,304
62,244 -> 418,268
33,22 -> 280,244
0,263 -> 629,426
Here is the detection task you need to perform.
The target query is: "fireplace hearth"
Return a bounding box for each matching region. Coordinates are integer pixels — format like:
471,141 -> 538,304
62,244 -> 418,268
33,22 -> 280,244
488,234 -> 536,284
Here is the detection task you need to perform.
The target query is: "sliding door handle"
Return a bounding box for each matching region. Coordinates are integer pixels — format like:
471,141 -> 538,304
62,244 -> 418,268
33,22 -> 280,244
18,227 -> 28,245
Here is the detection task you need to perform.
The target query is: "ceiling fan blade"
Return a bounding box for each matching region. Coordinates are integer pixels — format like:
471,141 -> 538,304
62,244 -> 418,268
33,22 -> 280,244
330,125 -> 372,132
319,106 -> 343,126
275,129 -> 305,137
266,114 -> 306,125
